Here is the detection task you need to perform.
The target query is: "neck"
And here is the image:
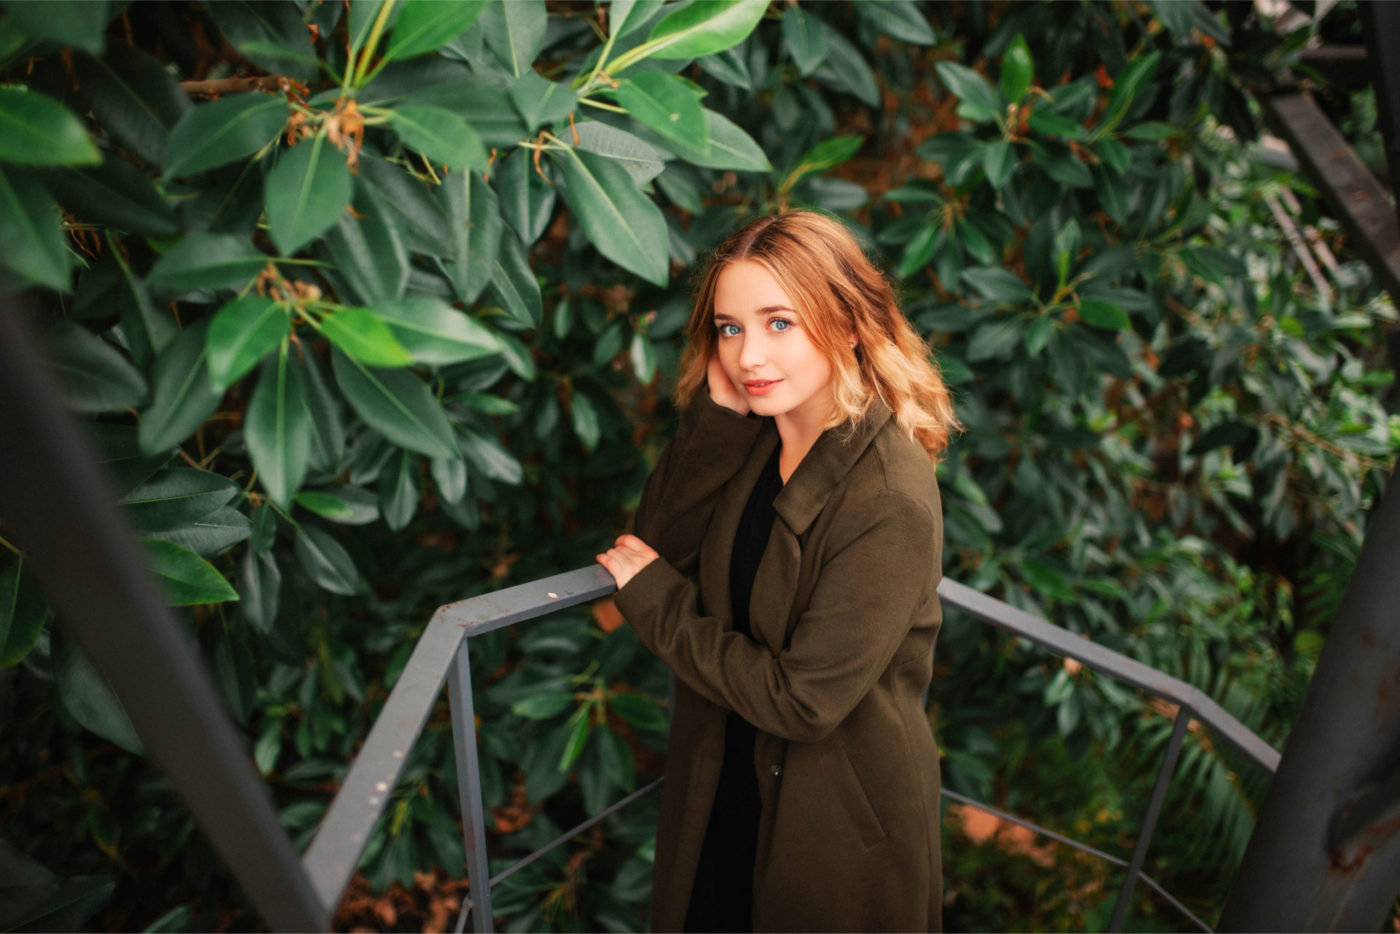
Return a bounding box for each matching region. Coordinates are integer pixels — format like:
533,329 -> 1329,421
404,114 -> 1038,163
774,411 -> 827,483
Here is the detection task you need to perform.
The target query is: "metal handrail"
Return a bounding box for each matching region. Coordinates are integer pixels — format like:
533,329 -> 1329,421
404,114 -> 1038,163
300,565 -> 1281,933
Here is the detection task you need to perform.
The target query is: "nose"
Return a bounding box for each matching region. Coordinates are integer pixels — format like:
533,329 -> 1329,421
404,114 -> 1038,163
738,331 -> 766,370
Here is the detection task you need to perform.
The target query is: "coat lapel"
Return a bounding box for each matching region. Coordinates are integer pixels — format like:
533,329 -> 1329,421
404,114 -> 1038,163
749,403 -> 894,653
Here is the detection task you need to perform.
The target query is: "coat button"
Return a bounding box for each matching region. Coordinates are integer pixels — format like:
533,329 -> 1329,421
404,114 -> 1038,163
768,764 -> 782,777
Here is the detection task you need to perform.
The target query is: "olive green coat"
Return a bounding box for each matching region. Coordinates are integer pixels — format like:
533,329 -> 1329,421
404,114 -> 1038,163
614,393 -> 944,933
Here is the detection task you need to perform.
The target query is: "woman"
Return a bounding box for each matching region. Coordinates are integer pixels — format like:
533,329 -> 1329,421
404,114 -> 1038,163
597,210 -> 958,933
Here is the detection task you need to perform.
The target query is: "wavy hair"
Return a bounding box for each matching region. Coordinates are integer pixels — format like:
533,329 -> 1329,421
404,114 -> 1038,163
674,210 -> 960,463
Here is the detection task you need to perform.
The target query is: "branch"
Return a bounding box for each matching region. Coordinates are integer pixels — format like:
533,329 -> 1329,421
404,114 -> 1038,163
179,74 -> 285,98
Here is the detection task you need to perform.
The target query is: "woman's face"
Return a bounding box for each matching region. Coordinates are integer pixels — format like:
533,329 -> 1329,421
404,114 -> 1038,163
712,260 -> 833,427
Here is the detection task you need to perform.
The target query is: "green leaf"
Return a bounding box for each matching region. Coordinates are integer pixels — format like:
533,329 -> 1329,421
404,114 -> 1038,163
634,108 -> 769,172
56,645 -> 143,754
1,562 -> 49,668
1025,314 -> 1053,355
935,61 -> 1001,123
1121,121 -> 1177,141
480,0 -> 546,77
147,233 -> 268,291
371,298 -> 502,365
965,317 -> 1023,362
494,328 -> 537,380
299,350 -> 346,472
144,506 -> 251,558
140,537 -> 239,605
293,523 -> 363,596
359,152 -> 454,257
630,331 -> 658,382
320,307 -> 414,367
1000,34 -> 1034,104
1027,107 -> 1086,139
855,0 -> 934,44
164,94 -> 286,178
45,321 -> 147,413
441,167 -> 501,304
613,72 -> 708,155
387,105 -> 488,171
324,185 -> 409,304
486,230 -> 543,327
957,218 -> 995,266
1094,168 -> 1130,225
697,45 -> 751,89
430,455 -> 467,504
207,295 -> 287,393
384,0 -> 487,61
783,135 -> 863,191
120,467 -> 238,532
961,267 -> 1031,305
781,4 -> 827,77
3,0 -> 109,53
250,503 -> 277,554
0,86 -> 98,166
512,691 -> 574,719
574,120 -> 670,185
896,223 -> 939,279
558,706 -> 592,772
610,0 -> 665,40
458,427 -> 523,484
265,134 -> 353,256
238,548 -> 281,634
1099,51 -> 1161,136
609,692 -> 667,732
79,42 -> 189,167
246,345 -> 310,508
331,349 -> 460,460
508,69 -> 578,134
812,19 -> 879,107
634,0 -> 767,63
570,391 -> 601,452
495,146 -> 557,247
138,322 -> 223,455
400,75 -> 528,149
1078,298 -> 1130,331
552,146 -> 669,286
596,724 -> 635,791
46,155 -> 178,235
205,1 -> 315,81
0,165 -> 72,291
294,486 -> 380,525
378,450 -> 420,531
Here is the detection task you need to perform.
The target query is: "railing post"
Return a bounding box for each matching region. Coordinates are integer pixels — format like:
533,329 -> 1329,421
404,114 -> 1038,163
447,639 -> 494,934
1220,462 -> 1400,931
1108,708 -> 1191,932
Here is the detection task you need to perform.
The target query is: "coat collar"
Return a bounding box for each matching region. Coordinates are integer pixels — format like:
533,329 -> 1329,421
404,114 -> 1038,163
773,401 -> 893,535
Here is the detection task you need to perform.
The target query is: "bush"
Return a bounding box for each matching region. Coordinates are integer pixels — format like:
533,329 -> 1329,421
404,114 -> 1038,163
0,1 -> 1394,931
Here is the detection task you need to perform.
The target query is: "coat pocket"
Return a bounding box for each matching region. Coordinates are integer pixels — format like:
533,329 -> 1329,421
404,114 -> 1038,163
830,736 -> 887,850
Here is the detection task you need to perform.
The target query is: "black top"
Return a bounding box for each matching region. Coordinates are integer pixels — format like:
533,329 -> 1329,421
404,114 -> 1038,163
684,444 -> 783,933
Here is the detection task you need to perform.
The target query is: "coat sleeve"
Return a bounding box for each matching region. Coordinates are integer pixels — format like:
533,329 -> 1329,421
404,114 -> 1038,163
614,488 -> 940,743
631,391 -> 764,574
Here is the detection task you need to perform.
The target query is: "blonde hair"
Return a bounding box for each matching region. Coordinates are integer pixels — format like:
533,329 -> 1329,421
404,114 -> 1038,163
674,210 -> 961,463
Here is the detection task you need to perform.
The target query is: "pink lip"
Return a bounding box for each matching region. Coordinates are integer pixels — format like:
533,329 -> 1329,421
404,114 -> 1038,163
743,379 -> 781,396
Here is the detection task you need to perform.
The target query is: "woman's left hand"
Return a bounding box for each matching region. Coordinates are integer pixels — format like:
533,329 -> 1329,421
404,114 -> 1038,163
597,534 -> 660,590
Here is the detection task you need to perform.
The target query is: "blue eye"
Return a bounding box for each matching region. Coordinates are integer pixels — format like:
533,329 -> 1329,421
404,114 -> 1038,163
718,323 -> 740,337
771,319 -> 791,332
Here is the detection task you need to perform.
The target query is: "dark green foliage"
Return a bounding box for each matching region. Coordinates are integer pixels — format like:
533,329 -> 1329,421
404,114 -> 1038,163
0,1 -> 1395,931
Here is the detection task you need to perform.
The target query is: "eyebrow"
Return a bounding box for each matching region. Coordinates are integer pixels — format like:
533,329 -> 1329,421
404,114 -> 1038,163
713,305 -> 796,322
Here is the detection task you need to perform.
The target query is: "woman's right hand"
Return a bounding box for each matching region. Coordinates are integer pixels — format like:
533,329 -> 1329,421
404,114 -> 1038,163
707,355 -> 750,416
